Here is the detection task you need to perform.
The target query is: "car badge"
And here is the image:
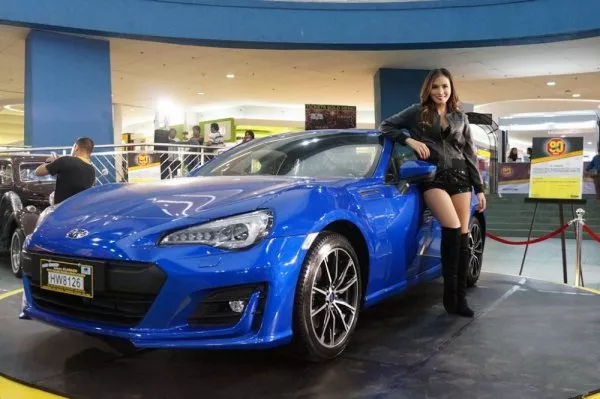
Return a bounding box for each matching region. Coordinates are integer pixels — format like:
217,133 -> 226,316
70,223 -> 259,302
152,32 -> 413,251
65,228 -> 89,240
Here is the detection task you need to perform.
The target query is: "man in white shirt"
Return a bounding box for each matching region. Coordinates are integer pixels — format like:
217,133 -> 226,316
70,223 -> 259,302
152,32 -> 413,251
207,123 -> 225,146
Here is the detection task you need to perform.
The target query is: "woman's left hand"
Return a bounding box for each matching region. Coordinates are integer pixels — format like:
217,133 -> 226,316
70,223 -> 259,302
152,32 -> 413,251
476,192 -> 487,213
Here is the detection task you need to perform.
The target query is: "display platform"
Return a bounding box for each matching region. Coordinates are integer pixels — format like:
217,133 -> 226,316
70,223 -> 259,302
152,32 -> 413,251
1,272 -> 599,399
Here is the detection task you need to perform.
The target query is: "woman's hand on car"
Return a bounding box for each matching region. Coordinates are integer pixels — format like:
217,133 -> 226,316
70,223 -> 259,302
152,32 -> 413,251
406,138 -> 430,160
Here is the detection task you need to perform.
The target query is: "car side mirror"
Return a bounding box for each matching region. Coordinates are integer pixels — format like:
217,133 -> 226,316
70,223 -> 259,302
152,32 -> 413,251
399,160 -> 436,183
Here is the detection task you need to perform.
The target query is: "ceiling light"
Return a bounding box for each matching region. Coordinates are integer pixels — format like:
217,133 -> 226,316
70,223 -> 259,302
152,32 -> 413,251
588,142 -> 593,145
561,135 -> 567,138
572,93 -> 581,98
197,92 -> 205,95
546,81 -> 556,86
226,74 -> 235,79
3,104 -> 24,113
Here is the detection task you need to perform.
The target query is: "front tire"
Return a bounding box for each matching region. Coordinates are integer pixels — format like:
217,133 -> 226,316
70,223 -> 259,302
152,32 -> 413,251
10,228 -> 25,278
291,232 -> 362,362
467,218 -> 484,287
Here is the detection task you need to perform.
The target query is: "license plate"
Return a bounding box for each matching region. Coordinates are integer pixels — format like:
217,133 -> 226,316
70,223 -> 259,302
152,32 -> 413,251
40,258 -> 94,298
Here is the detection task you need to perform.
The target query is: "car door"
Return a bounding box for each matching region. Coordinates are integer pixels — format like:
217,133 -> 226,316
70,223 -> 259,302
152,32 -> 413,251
381,143 -> 428,284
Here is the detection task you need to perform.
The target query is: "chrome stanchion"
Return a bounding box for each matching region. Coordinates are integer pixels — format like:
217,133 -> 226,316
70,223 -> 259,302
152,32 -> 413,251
574,208 -> 585,287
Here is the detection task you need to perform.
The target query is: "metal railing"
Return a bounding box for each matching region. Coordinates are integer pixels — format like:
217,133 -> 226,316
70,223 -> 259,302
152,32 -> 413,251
0,143 -> 227,185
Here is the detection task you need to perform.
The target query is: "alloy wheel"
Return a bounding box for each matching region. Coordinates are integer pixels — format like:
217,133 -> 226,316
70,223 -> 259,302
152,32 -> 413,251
468,222 -> 483,280
309,248 -> 360,349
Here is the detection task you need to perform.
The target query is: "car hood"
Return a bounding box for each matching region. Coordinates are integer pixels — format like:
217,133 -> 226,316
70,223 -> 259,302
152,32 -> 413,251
55,176 -> 314,221
28,175 -> 356,258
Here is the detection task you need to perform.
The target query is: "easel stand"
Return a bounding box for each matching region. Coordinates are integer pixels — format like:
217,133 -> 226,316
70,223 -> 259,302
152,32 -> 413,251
519,197 -> 587,284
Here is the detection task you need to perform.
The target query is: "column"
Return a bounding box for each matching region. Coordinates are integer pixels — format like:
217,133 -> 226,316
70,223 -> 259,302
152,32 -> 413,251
25,31 -> 113,147
374,68 -> 430,126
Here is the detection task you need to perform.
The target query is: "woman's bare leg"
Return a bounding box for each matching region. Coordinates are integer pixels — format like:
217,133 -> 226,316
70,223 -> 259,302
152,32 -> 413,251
423,189 -> 460,228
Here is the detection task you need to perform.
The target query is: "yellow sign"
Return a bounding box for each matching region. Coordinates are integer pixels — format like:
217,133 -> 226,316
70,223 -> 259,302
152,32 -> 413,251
529,137 -> 584,199
135,153 -> 150,166
546,138 -> 567,157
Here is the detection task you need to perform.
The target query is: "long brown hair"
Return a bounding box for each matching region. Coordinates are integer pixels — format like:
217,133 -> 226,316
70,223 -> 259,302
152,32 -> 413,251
419,68 -> 461,127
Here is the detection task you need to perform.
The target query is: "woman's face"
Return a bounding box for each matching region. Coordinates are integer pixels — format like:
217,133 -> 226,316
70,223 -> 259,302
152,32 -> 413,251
429,75 -> 452,106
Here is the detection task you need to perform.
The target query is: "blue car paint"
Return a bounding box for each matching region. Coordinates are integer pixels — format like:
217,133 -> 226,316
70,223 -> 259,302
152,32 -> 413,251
21,129 -> 484,349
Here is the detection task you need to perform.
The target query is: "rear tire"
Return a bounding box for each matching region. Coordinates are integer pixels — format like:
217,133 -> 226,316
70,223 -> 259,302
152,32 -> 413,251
291,232 -> 362,362
10,228 -> 24,278
467,218 -> 484,287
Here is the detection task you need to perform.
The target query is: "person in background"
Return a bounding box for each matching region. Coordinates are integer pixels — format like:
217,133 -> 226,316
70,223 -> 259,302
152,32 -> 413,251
243,130 -> 255,143
507,147 -> 519,162
185,125 -> 203,172
189,125 -> 203,146
379,68 -> 486,318
587,149 -> 600,200
207,123 -> 225,146
35,137 -> 96,204
524,147 -> 532,162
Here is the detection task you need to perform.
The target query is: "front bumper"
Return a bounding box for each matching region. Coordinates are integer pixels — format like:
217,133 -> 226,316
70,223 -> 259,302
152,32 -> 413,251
20,235 -> 309,349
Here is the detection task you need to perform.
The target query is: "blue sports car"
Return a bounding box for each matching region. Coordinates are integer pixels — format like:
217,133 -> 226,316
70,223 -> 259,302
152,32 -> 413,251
20,129 -> 485,361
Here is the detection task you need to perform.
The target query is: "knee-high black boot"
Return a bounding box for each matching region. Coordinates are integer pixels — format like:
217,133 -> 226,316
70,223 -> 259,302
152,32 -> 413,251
456,232 -> 475,318
441,227 -> 461,314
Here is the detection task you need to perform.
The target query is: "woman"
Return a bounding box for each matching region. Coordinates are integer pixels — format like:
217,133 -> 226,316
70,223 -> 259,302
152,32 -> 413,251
243,130 -> 255,143
379,68 -> 486,318
507,147 -> 519,162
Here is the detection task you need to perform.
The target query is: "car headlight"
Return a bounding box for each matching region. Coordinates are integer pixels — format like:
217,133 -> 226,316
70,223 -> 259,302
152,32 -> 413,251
160,210 -> 273,249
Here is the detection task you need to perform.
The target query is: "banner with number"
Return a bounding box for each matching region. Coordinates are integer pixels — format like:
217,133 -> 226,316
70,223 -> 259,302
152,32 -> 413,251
305,104 -> 357,130
529,137 -> 584,199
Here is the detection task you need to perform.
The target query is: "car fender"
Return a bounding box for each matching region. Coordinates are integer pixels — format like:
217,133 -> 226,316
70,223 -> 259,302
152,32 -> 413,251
305,208 -> 376,262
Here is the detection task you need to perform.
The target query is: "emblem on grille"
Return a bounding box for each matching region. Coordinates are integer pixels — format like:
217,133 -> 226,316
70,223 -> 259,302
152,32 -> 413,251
65,228 -> 89,240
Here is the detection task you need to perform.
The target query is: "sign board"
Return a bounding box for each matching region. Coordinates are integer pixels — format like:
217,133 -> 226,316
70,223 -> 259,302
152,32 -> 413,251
305,104 -> 356,130
529,137 -> 584,199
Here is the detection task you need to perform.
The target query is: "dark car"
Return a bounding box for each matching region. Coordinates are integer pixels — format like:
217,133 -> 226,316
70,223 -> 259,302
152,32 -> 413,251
0,155 -> 55,276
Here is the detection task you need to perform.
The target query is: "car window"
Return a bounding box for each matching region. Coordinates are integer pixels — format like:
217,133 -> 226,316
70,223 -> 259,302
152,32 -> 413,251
386,143 -> 417,183
194,133 -> 383,179
0,163 -> 13,186
19,163 -> 55,182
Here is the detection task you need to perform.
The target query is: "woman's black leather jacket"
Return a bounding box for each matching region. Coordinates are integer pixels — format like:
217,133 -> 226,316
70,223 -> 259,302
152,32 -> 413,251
379,103 -> 484,194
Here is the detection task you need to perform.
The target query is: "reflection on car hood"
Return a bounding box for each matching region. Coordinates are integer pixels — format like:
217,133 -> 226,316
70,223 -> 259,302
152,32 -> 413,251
58,176 -> 314,220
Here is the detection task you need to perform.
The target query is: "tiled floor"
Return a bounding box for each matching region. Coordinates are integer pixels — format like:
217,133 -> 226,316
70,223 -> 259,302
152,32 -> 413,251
483,237 -> 600,290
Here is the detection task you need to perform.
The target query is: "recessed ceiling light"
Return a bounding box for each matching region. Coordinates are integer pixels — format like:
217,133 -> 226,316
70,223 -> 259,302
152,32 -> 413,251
572,93 -> 581,98
197,92 -> 205,95
588,141 -> 593,145
547,81 -> 556,86
226,74 -> 235,79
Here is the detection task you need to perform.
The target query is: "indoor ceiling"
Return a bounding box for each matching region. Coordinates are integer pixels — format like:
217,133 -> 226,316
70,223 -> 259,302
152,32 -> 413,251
1,23 -> 600,144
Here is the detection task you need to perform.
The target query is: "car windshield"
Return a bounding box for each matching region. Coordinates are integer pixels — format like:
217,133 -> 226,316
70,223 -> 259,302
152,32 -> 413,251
191,132 -> 382,179
20,163 -> 55,182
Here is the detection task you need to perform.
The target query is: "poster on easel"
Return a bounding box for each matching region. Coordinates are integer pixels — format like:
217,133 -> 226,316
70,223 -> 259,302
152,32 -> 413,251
529,137 -> 584,199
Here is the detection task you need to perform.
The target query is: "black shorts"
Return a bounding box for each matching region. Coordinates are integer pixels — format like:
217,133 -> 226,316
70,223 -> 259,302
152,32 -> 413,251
420,168 -> 472,196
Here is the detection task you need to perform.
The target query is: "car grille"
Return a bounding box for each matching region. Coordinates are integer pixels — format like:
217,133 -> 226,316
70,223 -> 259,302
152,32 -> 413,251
24,253 -> 165,327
